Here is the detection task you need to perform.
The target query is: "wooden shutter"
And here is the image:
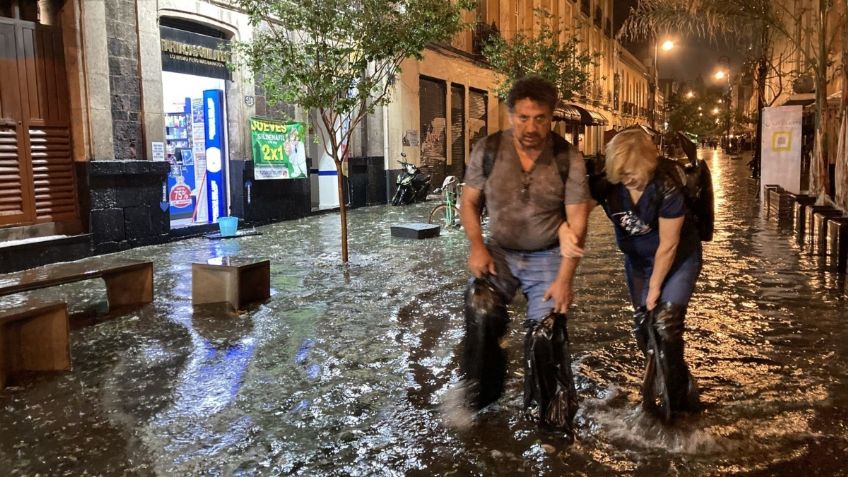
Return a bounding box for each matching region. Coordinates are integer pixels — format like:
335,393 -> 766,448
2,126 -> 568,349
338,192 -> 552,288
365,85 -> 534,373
0,124 -> 28,222
0,21 -> 34,225
20,24 -> 77,223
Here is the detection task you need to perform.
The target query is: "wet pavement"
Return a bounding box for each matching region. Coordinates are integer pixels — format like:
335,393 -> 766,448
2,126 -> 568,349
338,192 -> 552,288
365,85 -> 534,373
2,148 -> 847,476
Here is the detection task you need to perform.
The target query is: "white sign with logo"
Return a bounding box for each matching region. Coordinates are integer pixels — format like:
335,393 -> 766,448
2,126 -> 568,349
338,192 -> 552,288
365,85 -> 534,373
761,105 -> 803,196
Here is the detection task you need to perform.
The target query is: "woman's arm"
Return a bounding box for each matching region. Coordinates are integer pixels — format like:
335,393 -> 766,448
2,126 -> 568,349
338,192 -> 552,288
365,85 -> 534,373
646,215 -> 684,310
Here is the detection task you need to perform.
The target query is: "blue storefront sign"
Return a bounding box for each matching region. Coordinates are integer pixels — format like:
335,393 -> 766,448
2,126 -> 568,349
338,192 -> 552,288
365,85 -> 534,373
203,89 -> 227,222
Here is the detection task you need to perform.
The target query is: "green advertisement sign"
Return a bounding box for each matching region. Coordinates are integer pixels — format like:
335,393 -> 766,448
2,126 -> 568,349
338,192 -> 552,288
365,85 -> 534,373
250,117 -> 307,180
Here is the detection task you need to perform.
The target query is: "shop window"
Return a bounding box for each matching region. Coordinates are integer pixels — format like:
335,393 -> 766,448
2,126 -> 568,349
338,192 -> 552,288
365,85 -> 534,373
160,22 -> 232,228
0,0 -> 63,23
468,88 -> 488,151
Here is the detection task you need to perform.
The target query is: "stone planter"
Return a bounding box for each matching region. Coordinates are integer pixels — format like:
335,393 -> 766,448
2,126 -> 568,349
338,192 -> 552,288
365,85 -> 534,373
825,217 -> 848,273
805,205 -> 842,253
792,194 -> 817,242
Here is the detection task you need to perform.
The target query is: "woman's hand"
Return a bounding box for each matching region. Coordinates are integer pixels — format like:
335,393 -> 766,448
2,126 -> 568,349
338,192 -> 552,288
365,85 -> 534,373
646,286 -> 661,311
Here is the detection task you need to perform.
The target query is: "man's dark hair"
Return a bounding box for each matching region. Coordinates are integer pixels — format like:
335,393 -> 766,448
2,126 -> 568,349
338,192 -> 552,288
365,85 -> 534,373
506,76 -> 558,112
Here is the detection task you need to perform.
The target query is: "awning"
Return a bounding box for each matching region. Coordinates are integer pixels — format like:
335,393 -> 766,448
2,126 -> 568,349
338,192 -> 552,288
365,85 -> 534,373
587,110 -> 608,126
552,103 -> 582,123
553,103 -> 608,126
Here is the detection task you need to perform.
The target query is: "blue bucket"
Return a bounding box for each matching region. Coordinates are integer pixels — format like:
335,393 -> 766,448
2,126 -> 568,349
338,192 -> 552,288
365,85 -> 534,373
217,216 -> 239,237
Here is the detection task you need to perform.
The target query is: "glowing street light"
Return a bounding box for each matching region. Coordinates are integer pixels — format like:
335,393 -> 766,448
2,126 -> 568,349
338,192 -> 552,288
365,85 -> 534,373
714,70 -> 726,80
712,107 -> 720,115
686,91 -> 694,99
651,37 -> 676,129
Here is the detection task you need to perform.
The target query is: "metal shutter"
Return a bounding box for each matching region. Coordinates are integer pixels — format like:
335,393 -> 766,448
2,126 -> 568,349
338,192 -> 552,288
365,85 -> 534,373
419,77 -> 447,186
449,84 -> 465,179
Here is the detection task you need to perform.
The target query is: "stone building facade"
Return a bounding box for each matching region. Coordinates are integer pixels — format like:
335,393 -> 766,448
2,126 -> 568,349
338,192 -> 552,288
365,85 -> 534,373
0,0 -> 656,272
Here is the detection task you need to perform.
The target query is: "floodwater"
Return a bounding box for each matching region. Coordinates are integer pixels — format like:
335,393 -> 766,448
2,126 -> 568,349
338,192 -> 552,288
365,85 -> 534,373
2,149 -> 847,476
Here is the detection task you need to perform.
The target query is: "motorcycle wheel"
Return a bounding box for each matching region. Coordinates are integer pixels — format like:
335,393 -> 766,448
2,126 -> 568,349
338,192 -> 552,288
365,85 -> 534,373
428,204 -> 461,228
391,187 -> 403,206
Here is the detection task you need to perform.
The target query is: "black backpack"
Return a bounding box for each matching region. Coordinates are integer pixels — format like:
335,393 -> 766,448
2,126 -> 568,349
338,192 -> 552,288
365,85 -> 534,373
591,157 -> 714,241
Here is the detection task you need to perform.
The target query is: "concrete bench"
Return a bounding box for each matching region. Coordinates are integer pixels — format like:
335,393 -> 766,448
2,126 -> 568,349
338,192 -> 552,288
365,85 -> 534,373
0,257 -> 154,311
1,300 -> 70,389
192,257 -> 270,311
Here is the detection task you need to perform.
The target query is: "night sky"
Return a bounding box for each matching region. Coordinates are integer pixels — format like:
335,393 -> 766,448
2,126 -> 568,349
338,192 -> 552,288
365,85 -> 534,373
613,0 -> 747,87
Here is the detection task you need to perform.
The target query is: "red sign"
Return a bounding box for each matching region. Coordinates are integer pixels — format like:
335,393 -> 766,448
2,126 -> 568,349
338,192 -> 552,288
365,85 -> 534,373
169,184 -> 192,209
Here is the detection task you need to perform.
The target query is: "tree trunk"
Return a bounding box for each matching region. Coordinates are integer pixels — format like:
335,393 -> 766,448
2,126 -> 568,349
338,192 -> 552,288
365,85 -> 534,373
811,0 -> 829,201
754,27 -> 769,179
336,159 -> 349,263
836,0 -> 848,210
837,116 -> 847,209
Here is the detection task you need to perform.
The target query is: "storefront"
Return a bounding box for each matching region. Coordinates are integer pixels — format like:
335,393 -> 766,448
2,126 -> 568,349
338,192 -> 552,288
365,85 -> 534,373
159,21 -> 231,228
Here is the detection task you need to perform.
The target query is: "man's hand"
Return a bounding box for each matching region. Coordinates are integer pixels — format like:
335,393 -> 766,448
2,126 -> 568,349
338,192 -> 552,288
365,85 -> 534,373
468,244 -> 497,278
543,279 -> 573,314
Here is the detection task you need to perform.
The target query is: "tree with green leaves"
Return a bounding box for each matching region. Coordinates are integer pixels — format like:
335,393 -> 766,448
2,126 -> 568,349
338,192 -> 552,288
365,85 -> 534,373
233,0 -> 471,263
482,10 -> 598,102
666,88 -> 728,138
622,0 -> 845,203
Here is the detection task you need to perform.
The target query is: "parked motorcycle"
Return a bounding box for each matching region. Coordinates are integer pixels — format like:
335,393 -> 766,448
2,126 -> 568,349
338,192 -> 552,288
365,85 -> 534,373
391,153 -> 431,206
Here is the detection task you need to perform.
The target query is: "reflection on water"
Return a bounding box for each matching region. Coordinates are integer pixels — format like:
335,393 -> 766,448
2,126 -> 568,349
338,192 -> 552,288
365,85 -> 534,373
1,151 -> 847,475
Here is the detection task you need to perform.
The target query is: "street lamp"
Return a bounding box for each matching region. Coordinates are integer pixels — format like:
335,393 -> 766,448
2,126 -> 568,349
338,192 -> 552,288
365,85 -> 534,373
651,37 -> 675,130
686,91 -> 694,99
714,64 -> 732,151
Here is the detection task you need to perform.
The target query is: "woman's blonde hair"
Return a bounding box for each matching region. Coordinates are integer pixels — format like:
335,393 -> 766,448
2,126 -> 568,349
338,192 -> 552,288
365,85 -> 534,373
604,129 -> 659,184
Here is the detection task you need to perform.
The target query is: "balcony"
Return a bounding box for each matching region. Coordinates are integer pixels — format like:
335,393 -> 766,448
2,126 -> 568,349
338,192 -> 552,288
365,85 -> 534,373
472,21 -> 500,56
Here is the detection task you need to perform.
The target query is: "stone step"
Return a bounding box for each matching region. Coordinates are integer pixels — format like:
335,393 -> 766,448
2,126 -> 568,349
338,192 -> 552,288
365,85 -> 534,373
0,234 -> 91,274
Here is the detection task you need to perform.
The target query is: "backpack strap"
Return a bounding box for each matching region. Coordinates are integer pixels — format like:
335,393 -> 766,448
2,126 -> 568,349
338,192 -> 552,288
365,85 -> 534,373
482,131 -> 503,179
482,131 -> 571,184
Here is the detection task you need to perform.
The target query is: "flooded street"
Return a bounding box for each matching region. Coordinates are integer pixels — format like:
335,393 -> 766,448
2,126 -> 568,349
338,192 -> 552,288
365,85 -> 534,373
2,149 -> 847,476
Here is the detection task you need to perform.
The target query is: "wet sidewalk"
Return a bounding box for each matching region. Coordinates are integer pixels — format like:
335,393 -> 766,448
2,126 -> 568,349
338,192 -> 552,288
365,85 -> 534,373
2,148 -> 847,476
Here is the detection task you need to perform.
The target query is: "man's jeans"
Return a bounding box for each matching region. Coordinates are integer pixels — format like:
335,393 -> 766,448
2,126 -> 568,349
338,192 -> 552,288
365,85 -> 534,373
484,243 -> 562,322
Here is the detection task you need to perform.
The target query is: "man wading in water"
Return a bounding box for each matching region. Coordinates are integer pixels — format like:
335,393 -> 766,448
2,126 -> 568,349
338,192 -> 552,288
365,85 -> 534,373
458,76 -> 591,441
